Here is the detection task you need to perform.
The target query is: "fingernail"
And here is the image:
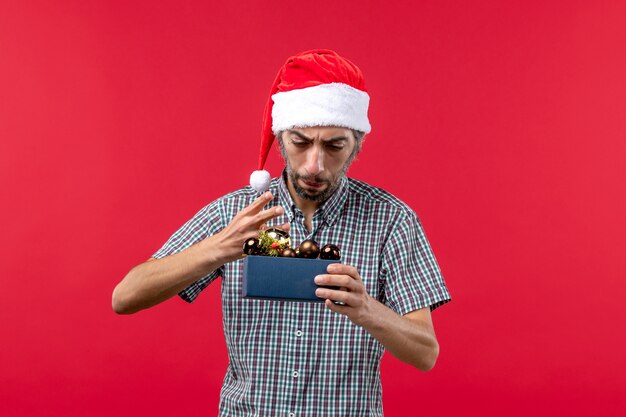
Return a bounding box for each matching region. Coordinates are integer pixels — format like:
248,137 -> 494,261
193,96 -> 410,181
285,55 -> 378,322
314,275 -> 323,284
275,207 -> 283,215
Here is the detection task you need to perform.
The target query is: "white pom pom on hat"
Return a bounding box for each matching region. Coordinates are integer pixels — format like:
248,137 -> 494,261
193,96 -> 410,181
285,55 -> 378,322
250,170 -> 271,194
249,49 -> 372,193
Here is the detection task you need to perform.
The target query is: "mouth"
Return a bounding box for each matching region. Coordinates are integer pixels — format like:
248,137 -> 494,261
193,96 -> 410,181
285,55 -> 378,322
302,179 -> 324,189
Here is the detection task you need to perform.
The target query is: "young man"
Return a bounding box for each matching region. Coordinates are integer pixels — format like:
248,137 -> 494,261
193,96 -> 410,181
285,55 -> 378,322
113,49 -> 451,417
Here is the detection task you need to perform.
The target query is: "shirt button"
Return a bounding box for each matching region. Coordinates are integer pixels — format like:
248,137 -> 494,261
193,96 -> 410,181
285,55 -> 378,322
295,330 -> 303,337
292,371 -> 299,378
288,413 -> 295,417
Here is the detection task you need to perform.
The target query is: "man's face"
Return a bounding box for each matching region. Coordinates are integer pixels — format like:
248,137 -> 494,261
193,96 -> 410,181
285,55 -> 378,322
279,126 -> 360,203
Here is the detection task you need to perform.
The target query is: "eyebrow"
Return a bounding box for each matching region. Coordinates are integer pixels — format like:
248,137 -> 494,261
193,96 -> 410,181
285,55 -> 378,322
287,130 -> 350,143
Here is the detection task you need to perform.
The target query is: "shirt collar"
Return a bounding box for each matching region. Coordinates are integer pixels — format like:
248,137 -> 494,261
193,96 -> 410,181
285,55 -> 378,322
277,170 -> 348,227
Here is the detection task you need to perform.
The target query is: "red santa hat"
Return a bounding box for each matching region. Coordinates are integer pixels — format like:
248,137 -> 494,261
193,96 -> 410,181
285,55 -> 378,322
250,49 -> 372,193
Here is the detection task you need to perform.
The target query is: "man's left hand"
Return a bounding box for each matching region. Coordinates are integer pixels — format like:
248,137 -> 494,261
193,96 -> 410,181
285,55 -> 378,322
314,263 -> 374,327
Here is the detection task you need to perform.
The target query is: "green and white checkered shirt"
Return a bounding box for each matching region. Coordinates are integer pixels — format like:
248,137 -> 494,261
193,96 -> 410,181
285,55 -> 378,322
153,173 -> 451,417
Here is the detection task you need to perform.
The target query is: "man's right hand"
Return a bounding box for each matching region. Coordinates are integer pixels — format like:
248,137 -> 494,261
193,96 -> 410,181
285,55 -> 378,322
112,191 -> 287,314
215,191 -> 288,263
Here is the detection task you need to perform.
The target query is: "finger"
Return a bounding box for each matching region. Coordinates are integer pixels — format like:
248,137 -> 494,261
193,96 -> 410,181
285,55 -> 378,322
259,220 -> 290,233
254,206 -> 285,226
326,263 -> 360,280
241,192 -> 273,215
315,287 -> 354,305
325,298 -> 349,313
314,274 -> 359,291
272,223 -> 291,233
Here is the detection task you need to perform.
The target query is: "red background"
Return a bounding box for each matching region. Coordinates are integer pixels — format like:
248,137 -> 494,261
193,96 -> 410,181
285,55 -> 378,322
1,1 -> 625,416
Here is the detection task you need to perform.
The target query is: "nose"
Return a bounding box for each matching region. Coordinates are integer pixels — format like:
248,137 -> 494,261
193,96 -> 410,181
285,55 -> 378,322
304,145 -> 325,175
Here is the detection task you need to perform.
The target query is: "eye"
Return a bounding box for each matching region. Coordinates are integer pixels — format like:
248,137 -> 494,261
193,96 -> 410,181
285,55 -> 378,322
326,143 -> 345,151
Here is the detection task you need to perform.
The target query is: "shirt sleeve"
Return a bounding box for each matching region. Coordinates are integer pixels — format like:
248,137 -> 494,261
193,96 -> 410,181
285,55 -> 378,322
152,199 -> 225,303
380,210 -> 451,314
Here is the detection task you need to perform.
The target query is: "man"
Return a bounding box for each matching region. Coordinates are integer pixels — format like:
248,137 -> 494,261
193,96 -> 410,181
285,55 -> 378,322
112,49 -> 451,417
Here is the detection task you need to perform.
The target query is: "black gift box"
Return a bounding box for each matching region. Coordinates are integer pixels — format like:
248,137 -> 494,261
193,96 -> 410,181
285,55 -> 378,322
242,255 -> 341,302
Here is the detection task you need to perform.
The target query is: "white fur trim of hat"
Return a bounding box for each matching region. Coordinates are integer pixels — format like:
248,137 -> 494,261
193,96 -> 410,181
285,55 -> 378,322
271,83 -> 371,134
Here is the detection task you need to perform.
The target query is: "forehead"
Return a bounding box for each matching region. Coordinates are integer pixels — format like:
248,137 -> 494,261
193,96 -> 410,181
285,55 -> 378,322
286,126 -> 355,141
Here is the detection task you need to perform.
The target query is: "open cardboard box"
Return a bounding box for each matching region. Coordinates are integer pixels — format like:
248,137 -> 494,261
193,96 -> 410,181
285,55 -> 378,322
242,255 -> 341,302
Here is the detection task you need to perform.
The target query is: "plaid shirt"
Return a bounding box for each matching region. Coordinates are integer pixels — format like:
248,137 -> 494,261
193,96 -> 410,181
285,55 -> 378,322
153,173 -> 451,417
